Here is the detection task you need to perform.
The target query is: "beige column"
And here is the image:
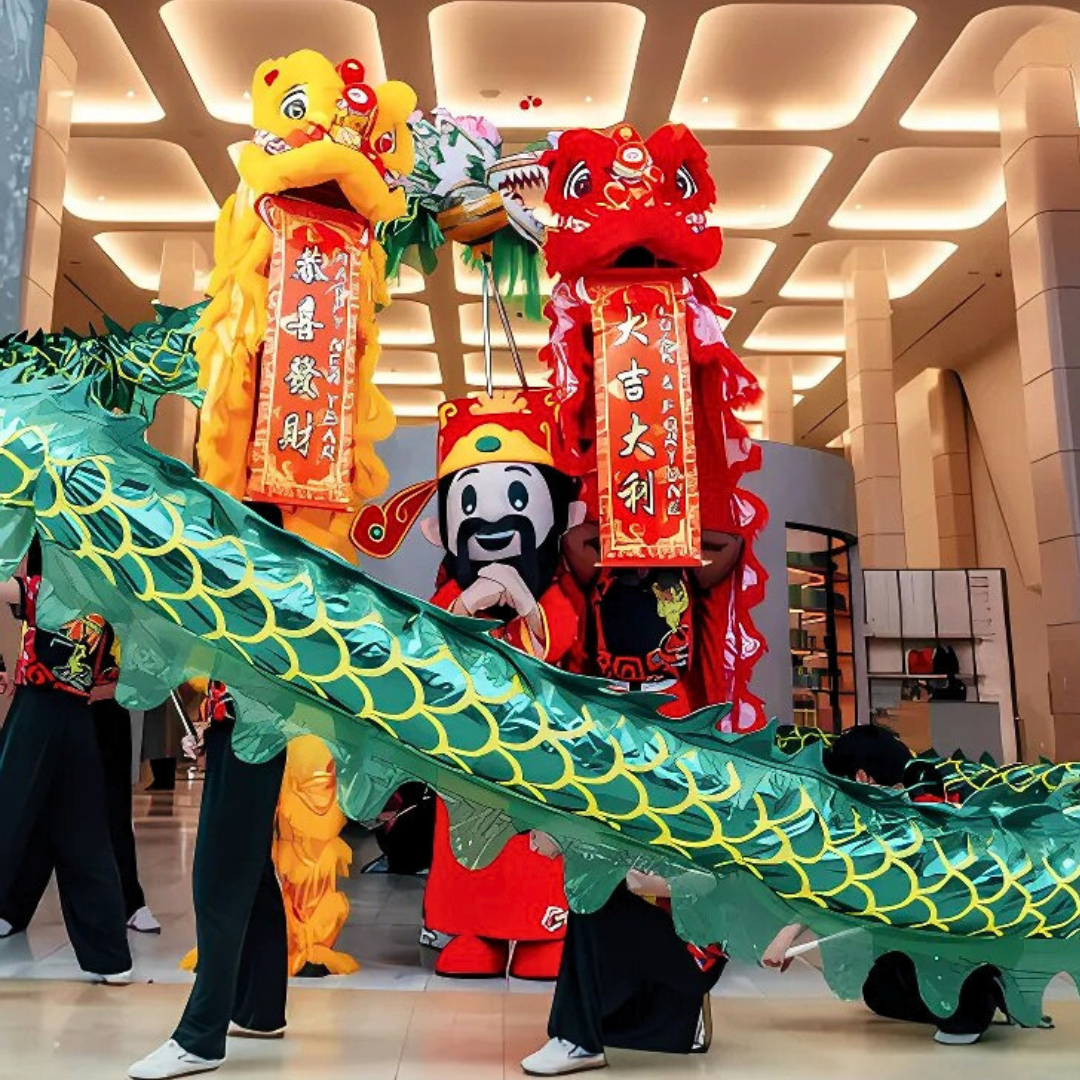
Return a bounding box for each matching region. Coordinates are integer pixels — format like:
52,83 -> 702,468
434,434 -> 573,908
18,26 -> 75,332
843,246 -> 906,568
928,370 -> 977,567
996,27 -> 1080,757
762,355 -> 795,443
146,237 -> 201,465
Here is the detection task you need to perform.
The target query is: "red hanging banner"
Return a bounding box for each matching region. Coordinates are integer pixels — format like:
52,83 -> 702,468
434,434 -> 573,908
592,279 -> 701,567
247,195 -> 366,510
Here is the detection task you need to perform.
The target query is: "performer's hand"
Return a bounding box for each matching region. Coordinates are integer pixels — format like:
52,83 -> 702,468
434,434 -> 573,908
181,726 -> 206,761
476,564 -> 535,617
760,923 -> 804,971
529,831 -> 561,859
562,522 -> 601,587
0,671 -> 12,698
455,575 -> 507,616
88,682 -> 117,704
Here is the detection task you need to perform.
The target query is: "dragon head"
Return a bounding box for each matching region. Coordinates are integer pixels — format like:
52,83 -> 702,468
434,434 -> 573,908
540,123 -> 721,280
240,49 -> 416,224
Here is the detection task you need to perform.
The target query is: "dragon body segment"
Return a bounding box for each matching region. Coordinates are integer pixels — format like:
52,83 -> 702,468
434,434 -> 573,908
2,378 -> 1080,1026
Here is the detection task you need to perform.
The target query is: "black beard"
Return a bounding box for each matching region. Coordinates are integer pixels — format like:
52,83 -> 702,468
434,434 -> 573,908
444,513 -> 562,619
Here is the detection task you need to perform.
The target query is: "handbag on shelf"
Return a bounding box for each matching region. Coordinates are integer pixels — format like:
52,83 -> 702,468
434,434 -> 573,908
932,644 -> 960,676
906,648 -> 934,676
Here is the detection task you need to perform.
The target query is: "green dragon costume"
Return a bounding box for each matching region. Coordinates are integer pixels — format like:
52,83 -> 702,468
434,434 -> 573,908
1,314 -> 1080,1030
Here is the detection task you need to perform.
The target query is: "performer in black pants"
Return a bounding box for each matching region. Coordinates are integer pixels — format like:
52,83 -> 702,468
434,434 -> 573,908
130,500 -> 290,1080
0,551 -> 131,981
523,880 -> 726,1075
0,698 -> 158,936
129,699 -> 288,1080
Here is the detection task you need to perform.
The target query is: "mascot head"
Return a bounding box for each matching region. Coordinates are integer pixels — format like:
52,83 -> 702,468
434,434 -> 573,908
243,49 -> 416,223
540,123 -> 721,280
421,391 -> 583,601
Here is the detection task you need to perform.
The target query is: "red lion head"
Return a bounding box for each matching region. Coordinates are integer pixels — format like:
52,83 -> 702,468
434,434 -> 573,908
540,123 -> 721,280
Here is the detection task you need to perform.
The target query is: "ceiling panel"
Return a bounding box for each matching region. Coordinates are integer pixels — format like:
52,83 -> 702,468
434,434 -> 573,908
65,138 -> 219,222
48,0 -> 164,124
781,240 -> 957,300
672,4 -> 917,130
831,148 -> 1005,231
379,300 -> 435,345
459,300 -> 549,348
388,265 -> 426,296
430,1 -> 645,128
740,354 -> 843,391
382,386 -> 446,418
705,238 -> 776,299
160,0 -> 386,125
373,350 -> 442,385
744,306 -> 846,352
463,350 -> 549,388
707,146 -> 832,229
902,6 -> 1080,132
93,230 -> 213,292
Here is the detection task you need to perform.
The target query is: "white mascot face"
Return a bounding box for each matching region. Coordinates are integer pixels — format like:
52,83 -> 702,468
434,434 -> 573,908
444,462 -> 556,563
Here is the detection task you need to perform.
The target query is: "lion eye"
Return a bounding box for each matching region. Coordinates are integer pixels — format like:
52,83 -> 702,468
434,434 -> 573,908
375,130 -> 396,154
675,164 -> 697,199
281,86 -> 308,121
564,161 -> 592,199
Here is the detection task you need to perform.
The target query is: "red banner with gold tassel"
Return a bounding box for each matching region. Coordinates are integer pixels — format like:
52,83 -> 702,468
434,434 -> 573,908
592,278 -> 701,567
247,195 -> 367,510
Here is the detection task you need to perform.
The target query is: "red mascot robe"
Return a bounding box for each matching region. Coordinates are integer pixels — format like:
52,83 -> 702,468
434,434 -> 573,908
424,575 -> 578,978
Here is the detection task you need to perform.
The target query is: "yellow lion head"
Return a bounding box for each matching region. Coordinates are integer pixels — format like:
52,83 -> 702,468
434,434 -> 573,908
239,49 -> 415,223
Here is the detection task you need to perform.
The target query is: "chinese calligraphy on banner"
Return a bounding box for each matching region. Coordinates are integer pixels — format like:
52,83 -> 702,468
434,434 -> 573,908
592,280 -> 701,567
248,195 -> 366,510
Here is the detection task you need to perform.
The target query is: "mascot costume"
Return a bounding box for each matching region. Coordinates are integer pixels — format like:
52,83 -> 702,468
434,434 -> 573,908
192,49 -> 416,977
538,122 -> 768,728
355,389 -> 581,978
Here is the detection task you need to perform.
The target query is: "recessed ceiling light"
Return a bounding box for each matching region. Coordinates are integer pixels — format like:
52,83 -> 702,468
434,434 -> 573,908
125,90 -> 135,99
584,95 -> 592,103
242,90 -> 251,101
96,194 -> 106,202
701,95 -> 710,104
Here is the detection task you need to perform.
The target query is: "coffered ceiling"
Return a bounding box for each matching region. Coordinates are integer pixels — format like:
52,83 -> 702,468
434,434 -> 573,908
43,1 -> 1080,438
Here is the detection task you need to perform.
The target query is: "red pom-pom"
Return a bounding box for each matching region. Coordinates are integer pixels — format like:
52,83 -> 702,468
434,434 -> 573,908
532,96 -> 543,106
338,58 -> 366,85
519,98 -> 530,110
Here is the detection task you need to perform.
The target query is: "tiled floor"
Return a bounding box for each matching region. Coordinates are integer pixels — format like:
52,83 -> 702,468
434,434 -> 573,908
2,780 -> 1079,1078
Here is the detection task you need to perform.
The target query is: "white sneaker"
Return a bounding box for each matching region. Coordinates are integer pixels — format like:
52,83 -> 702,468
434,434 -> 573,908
228,1022 -> 285,1039
0,918 -> 14,938
85,967 -> 132,985
934,1029 -> 982,1045
128,1040 -> 222,1079
521,1038 -> 607,1076
127,906 -> 163,934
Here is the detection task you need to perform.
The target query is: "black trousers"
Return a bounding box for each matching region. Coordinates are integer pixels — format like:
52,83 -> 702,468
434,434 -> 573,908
548,885 -> 725,1055
1,699 -> 147,927
0,685 -> 131,975
173,720 -> 287,1061
863,953 -> 1002,1036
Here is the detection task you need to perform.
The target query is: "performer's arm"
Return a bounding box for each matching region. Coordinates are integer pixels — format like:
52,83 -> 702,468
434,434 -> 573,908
761,923 -> 806,971
0,578 -> 21,606
693,530 -> 743,591
561,521 -> 601,587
